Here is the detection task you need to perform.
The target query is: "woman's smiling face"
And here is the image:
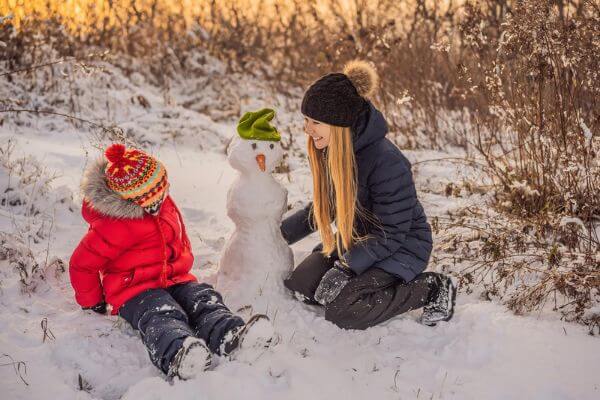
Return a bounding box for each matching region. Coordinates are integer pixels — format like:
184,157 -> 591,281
304,116 -> 331,149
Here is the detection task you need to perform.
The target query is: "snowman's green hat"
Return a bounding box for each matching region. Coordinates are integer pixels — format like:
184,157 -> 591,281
237,108 -> 281,142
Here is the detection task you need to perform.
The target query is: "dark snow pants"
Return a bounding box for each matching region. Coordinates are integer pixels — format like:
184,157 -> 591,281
284,251 -> 440,330
119,282 -> 245,374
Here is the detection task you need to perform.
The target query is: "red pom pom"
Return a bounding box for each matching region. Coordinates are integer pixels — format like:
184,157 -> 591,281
105,143 -> 126,163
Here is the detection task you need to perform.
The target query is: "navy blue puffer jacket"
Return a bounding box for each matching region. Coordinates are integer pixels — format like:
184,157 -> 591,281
281,102 -> 433,282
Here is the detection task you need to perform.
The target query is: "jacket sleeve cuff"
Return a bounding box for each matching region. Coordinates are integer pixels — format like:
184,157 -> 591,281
280,204 -> 313,245
75,288 -> 104,309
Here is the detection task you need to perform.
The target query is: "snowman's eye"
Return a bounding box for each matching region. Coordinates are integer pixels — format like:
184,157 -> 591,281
251,143 -> 257,150
269,143 -> 274,149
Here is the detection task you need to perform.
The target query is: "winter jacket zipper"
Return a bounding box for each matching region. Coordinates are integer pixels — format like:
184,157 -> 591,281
154,215 -> 169,288
172,203 -> 191,250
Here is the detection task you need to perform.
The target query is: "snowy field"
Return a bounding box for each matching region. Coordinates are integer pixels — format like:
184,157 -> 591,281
0,58 -> 598,400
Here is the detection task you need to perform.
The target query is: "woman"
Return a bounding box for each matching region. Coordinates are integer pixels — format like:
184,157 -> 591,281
281,60 -> 456,329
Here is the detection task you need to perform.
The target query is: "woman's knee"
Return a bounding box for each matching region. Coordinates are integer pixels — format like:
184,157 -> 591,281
283,251 -> 334,302
323,291 -> 371,330
324,303 -> 368,330
283,275 -> 318,304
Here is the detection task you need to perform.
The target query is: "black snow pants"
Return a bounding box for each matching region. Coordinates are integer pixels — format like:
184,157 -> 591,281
284,251 -> 441,330
119,282 -> 245,374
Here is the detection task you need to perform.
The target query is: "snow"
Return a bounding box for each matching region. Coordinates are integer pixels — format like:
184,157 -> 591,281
580,120 -> 592,143
559,216 -> 586,230
509,180 -> 540,197
0,56 -> 598,400
231,316 -> 276,365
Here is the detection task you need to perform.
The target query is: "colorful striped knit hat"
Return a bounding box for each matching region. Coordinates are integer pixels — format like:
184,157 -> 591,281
104,144 -> 169,215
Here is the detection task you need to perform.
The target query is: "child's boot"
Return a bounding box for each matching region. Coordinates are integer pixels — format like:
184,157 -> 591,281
168,337 -> 212,380
220,314 -> 275,359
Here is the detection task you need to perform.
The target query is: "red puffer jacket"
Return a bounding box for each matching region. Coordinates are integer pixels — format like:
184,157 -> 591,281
69,159 -> 197,314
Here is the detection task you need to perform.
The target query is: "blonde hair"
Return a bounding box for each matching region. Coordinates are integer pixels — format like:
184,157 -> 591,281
308,125 -> 366,256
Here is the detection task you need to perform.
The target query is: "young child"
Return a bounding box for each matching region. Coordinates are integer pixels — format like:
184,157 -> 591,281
69,143 -> 274,380
281,60 -> 456,329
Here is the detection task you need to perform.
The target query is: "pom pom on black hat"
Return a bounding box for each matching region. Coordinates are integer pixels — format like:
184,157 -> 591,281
105,143 -> 126,163
343,60 -> 378,99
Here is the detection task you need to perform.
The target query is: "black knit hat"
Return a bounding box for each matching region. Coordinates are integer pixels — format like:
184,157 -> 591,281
301,60 -> 379,127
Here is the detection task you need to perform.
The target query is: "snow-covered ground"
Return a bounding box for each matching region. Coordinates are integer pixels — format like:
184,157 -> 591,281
0,57 -> 598,400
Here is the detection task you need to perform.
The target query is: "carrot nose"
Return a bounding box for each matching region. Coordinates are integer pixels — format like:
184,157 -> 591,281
255,154 -> 266,172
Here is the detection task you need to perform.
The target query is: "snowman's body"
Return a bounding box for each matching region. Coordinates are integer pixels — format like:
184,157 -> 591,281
217,136 -> 293,312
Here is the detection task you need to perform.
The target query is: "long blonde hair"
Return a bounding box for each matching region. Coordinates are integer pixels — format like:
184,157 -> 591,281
308,125 -> 365,256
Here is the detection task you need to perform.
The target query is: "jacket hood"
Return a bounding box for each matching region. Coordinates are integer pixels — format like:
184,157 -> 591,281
80,158 -> 145,219
352,101 -> 388,153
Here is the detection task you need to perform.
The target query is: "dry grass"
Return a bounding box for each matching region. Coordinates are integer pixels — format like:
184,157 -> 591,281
0,0 -> 474,147
0,140 -> 68,292
432,203 -> 599,331
461,0 -> 600,221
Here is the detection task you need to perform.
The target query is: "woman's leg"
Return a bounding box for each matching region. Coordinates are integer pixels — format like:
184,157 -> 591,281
119,288 -> 196,374
168,282 -> 245,354
283,251 -> 336,304
324,269 -> 440,330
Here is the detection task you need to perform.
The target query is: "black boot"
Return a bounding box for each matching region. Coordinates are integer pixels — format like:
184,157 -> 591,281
420,274 -> 457,326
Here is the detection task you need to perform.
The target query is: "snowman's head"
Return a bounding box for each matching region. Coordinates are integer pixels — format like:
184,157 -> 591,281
227,136 -> 283,174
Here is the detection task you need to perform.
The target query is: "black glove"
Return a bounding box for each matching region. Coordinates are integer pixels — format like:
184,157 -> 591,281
314,260 -> 355,306
83,301 -> 107,315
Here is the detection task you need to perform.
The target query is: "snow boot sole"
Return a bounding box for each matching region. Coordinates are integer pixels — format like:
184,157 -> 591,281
221,314 -> 276,359
168,337 -> 212,381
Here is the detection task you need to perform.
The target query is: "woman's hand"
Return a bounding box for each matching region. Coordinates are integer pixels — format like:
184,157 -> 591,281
314,260 -> 355,305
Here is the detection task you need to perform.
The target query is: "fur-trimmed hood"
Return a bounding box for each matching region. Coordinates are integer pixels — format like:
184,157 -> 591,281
80,158 -> 145,219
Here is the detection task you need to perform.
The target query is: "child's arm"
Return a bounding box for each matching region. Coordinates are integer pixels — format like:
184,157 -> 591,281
69,221 -> 128,308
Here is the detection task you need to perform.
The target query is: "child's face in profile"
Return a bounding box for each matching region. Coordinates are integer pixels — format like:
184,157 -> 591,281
304,116 -> 331,149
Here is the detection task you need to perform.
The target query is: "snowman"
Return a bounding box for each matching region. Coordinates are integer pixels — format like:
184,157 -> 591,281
217,108 -> 293,314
